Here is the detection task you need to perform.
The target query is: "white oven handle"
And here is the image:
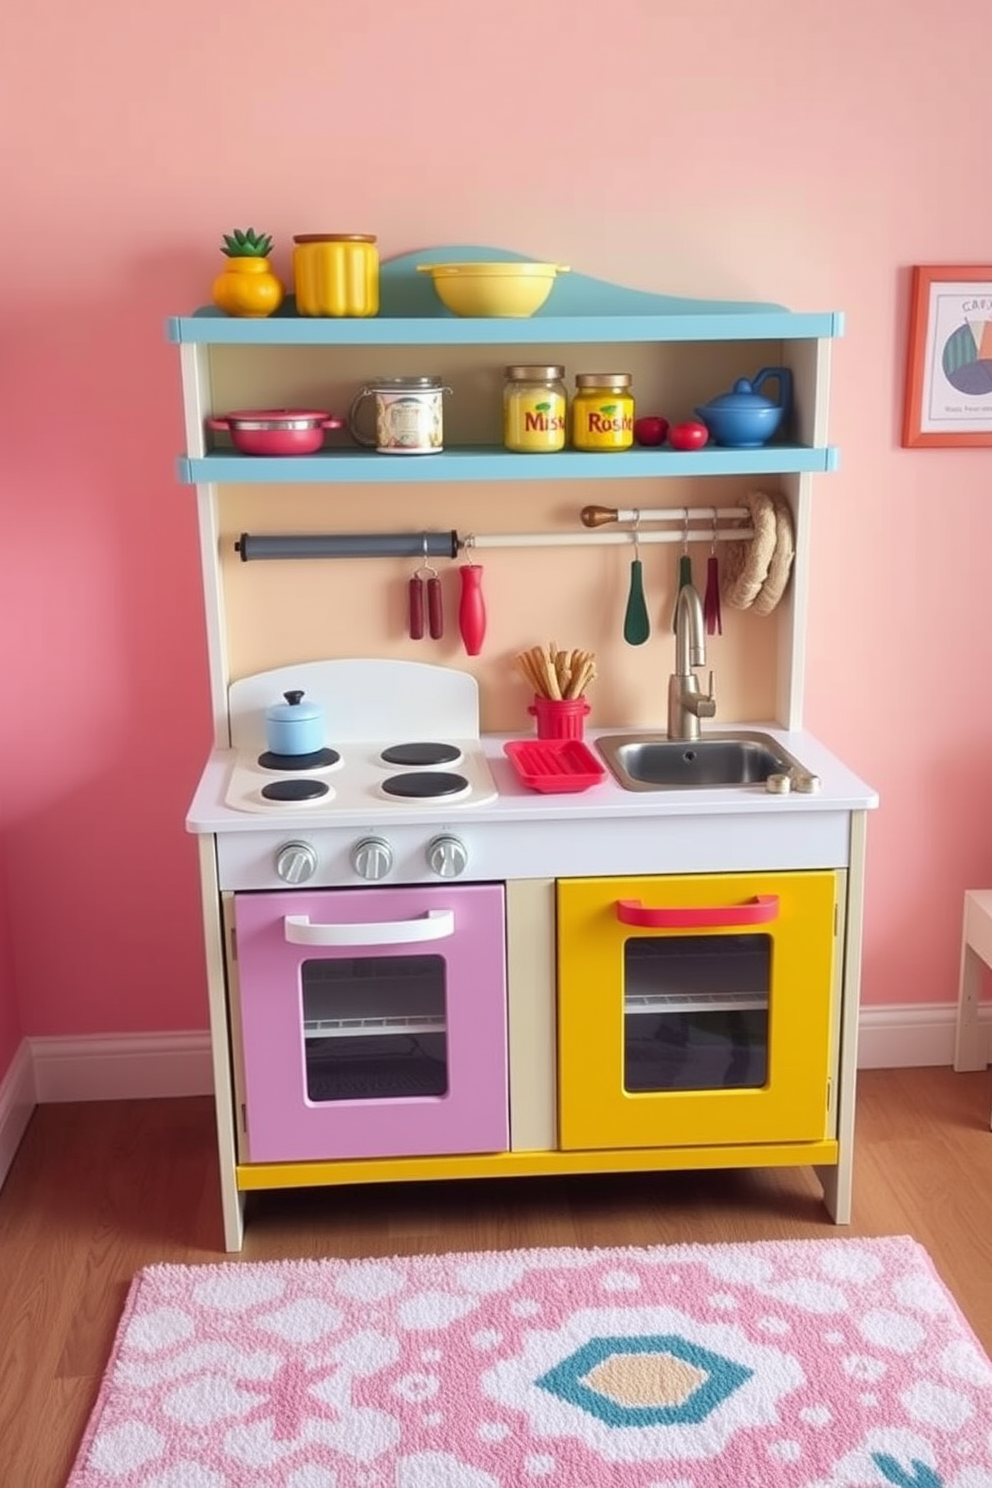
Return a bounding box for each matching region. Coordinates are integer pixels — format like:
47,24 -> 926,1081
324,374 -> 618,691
283,910 -> 455,946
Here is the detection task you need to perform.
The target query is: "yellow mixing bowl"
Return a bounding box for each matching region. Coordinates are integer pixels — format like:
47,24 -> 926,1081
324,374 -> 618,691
416,262 -> 570,318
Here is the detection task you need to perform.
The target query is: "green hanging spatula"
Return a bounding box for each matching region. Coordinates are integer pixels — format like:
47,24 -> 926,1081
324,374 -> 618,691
623,529 -> 650,645
672,516 -> 693,632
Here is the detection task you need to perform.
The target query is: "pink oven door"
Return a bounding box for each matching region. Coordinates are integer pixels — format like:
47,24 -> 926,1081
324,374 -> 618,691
234,883 -> 508,1163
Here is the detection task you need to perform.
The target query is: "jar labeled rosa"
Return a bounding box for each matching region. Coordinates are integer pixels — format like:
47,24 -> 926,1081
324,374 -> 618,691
572,372 -> 635,451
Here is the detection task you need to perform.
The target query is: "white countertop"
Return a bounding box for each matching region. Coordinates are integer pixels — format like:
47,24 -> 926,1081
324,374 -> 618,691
186,725 -> 878,836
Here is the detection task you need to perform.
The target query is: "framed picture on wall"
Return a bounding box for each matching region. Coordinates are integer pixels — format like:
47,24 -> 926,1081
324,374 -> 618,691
902,264 -> 992,448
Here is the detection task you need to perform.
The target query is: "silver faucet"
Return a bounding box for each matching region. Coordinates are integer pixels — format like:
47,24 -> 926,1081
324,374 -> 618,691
667,584 -> 717,740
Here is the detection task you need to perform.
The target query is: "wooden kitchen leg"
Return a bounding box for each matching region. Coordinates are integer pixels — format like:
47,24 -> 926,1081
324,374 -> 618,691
198,836 -> 247,1252
816,1159 -> 850,1225
816,812 -> 868,1224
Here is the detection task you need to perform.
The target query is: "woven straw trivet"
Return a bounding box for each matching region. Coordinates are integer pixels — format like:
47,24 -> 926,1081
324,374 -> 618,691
752,495 -> 795,615
721,490 -> 777,610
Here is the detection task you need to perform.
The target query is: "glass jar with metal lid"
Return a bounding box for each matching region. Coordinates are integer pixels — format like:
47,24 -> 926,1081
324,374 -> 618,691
347,376 -> 451,454
503,365 -> 568,453
572,372 -> 635,452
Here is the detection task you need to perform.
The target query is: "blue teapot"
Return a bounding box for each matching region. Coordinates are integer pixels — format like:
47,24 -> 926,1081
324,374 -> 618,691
694,366 -> 793,449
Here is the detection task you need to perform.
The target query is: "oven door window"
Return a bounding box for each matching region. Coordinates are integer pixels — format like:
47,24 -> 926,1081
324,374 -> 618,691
623,934 -> 770,1094
302,954 -> 448,1103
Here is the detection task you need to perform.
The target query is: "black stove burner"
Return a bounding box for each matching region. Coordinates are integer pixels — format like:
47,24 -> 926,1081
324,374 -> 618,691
261,778 -> 331,803
258,747 -> 340,772
380,741 -> 461,768
381,770 -> 469,800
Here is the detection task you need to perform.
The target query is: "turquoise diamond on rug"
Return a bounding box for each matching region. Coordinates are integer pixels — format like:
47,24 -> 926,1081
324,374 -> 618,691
536,1332 -> 753,1426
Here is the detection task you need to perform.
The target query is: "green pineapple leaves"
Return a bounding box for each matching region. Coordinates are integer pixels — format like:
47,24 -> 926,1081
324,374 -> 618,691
221,227 -> 274,258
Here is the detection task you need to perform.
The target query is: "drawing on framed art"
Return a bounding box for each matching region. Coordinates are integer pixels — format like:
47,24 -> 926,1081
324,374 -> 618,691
902,264 -> 992,448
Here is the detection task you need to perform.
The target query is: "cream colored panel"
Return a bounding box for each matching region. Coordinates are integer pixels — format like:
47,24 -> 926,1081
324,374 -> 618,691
207,339 -> 792,446
197,839 -> 246,1251
221,892 -> 249,1165
506,878 -> 557,1151
826,869 -> 847,1140
205,334 -> 801,729
217,478 -> 781,731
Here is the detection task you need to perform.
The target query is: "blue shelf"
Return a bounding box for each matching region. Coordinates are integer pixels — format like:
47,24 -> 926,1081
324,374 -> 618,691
168,310 -> 842,346
167,246 -> 844,347
178,445 -> 840,485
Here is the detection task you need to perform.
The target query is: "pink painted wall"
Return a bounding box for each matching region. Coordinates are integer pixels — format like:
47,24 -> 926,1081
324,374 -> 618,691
1,0 -> 990,1084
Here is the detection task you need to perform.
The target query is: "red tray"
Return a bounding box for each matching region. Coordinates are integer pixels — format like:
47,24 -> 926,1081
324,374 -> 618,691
504,738 -> 607,793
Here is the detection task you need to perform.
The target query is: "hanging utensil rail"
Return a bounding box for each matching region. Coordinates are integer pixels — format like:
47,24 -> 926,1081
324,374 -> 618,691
581,504 -> 748,527
234,508 -> 753,562
236,531 -> 460,561
464,528 -> 753,548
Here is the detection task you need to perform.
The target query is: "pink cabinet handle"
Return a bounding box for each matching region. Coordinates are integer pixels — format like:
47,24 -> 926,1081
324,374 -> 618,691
616,895 -> 780,928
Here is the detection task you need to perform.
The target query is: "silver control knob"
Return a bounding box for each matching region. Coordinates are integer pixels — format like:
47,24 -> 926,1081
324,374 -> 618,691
427,834 -> 468,878
351,836 -> 394,881
275,841 -> 318,884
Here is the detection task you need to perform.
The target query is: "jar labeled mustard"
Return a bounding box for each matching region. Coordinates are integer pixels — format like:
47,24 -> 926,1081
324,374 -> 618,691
503,365 -> 567,452
572,372 -> 635,451
292,233 -> 379,317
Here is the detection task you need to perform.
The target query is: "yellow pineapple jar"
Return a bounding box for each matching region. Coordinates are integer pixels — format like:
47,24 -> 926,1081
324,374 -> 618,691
292,233 -> 379,317
503,365 -> 568,452
572,372 -> 635,451
211,228 -> 284,318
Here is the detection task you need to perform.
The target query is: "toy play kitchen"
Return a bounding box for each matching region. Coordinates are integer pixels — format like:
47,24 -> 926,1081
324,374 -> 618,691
170,243 -> 876,1252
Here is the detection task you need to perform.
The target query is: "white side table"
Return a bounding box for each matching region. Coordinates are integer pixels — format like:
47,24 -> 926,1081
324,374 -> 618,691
954,889 -> 992,1128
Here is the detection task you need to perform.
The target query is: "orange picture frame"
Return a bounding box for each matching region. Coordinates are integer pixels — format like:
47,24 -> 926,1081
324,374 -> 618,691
902,264 -> 992,448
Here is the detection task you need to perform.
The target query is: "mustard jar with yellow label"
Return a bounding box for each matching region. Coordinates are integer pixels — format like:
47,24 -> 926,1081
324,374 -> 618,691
503,365 -> 568,452
572,372 -> 635,451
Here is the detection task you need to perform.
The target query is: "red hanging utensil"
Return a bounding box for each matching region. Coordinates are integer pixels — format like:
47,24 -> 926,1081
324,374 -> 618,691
408,574 -> 425,639
458,553 -> 486,656
409,537 -> 444,641
703,508 -> 723,636
427,572 -> 444,639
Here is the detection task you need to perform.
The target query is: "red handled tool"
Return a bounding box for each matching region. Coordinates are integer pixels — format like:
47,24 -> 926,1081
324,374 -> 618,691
703,508 -> 723,636
458,560 -> 486,656
408,545 -> 444,641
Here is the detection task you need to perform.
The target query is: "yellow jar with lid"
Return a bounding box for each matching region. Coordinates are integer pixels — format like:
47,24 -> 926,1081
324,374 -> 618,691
572,372 -> 635,451
503,365 -> 568,452
292,233 -> 379,317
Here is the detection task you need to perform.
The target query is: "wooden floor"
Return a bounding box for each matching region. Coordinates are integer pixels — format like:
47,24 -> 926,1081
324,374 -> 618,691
1,1066 -> 990,1487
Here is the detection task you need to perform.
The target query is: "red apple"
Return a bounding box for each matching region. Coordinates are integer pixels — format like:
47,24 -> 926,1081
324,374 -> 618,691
633,415 -> 670,447
668,420 -> 709,451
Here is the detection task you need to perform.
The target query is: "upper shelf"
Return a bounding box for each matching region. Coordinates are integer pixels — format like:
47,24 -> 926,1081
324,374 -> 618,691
166,245 -> 845,347
178,444 -> 839,485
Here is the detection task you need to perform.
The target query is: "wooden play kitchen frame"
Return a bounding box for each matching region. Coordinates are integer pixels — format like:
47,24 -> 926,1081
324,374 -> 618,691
168,246 -> 876,1252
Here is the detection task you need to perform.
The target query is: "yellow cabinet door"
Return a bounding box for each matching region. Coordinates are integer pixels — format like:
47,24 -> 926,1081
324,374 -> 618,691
557,871 -> 837,1150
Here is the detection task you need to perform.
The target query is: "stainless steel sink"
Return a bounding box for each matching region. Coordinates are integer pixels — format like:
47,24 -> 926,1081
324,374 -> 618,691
596,730 -> 809,791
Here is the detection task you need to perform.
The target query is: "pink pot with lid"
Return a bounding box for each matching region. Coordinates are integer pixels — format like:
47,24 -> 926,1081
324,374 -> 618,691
206,408 -> 345,456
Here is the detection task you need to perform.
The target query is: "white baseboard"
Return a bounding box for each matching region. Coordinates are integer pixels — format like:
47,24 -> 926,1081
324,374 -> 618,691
0,1040 -> 37,1188
10,1006 -> 991,1115
29,1031 -> 214,1103
857,1002 -> 991,1069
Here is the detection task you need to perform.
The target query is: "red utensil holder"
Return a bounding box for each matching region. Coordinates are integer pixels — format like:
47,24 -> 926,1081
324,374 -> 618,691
528,696 -> 590,740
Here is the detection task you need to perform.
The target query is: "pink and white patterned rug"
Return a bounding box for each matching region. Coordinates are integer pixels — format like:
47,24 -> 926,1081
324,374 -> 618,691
66,1236 -> 992,1488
